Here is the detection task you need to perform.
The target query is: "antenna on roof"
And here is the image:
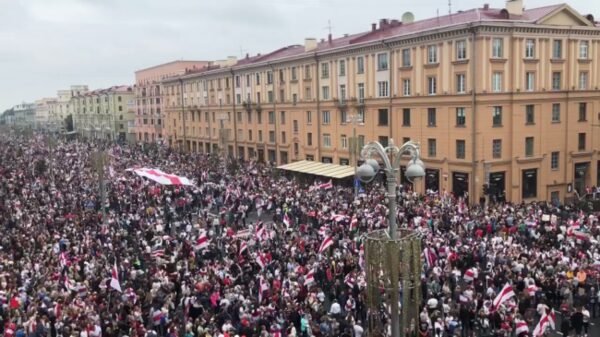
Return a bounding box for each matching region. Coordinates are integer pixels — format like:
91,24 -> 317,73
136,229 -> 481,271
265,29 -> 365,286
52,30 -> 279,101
324,19 -> 333,36
448,0 -> 452,16
437,8 -> 440,25
239,46 -> 246,58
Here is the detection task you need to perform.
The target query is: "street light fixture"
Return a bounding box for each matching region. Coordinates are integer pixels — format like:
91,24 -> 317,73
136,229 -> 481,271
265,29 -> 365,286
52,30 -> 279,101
357,138 -> 424,337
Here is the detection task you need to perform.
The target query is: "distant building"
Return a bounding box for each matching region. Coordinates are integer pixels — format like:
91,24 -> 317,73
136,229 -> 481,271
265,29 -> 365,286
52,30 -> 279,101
134,60 -> 210,143
71,85 -> 134,141
161,1 -> 600,204
11,102 -> 36,129
34,98 -> 57,130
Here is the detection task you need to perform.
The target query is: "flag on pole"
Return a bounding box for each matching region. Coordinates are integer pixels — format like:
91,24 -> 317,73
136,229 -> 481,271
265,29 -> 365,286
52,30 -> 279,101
255,222 -> 265,241
239,241 -> 247,255
283,213 -> 292,227
350,215 -> 359,231
423,247 -> 437,268
110,262 -> 122,292
258,276 -> 269,303
256,253 -> 267,269
318,180 -> 333,190
319,236 -> 334,254
492,283 -> 515,311
196,231 -> 209,250
515,320 -> 529,335
463,268 -> 477,282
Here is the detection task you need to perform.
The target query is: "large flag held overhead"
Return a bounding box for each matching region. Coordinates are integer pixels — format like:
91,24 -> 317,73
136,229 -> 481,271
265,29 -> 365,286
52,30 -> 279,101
532,309 -> 556,336
110,262 -> 122,292
128,168 -> 194,186
492,283 -> 515,311
319,236 -> 334,253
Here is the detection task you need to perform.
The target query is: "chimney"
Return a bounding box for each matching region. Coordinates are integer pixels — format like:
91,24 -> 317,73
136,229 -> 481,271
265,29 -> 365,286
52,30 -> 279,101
506,0 -> 523,16
390,19 -> 401,26
328,33 -> 332,44
305,37 -> 317,52
371,23 -> 377,31
246,53 -> 249,59
483,3 -> 489,10
379,18 -> 389,29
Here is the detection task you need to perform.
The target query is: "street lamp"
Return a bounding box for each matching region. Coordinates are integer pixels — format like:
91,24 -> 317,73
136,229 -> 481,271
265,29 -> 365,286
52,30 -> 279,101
357,138 -> 424,337
346,114 -> 361,197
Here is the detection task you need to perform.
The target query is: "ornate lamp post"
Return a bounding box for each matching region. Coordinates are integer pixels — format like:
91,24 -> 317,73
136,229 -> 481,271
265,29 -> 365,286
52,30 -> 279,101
357,139 -> 425,337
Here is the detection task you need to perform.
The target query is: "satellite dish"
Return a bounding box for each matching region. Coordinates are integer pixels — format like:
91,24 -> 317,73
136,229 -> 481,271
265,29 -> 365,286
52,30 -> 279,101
402,12 -> 415,24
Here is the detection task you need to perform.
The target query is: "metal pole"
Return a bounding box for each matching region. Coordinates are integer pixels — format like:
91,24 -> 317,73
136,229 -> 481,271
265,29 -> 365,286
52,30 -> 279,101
386,167 -> 400,337
353,116 -> 358,198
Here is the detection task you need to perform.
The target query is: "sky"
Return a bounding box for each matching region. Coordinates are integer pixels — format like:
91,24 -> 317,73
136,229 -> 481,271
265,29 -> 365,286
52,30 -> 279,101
0,0 -> 598,112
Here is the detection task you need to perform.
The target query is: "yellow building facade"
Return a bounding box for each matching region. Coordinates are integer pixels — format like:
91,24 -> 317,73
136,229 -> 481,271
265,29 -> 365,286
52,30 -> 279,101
162,2 -> 600,204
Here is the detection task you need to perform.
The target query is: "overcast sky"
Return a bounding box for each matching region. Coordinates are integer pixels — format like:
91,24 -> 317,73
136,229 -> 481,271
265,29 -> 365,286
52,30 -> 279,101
1,0 -> 598,112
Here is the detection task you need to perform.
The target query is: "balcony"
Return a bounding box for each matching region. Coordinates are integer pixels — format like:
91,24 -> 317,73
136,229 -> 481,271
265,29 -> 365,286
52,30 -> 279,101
253,103 -> 262,113
335,97 -> 356,110
242,101 -> 252,112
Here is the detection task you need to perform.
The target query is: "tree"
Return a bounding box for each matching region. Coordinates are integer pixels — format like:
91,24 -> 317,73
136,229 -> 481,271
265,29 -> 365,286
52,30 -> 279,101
34,159 -> 47,176
64,114 -> 74,132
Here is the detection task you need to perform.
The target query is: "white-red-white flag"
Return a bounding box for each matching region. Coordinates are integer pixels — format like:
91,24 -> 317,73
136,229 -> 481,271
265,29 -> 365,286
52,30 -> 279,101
350,215 -> 358,230
492,283 -> 515,311
423,247 -> 437,268
463,268 -> 477,283
130,168 -> 194,186
304,269 -> 315,286
110,262 -> 122,292
196,231 -> 209,250
319,236 -> 334,254
318,180 -> 333,190
256,253 -> 267,269
283,213 -> 292,227
515,320 -> 528,335
239,241 -> 247,255
258,276 -> 270,302
532,309 -> 556,336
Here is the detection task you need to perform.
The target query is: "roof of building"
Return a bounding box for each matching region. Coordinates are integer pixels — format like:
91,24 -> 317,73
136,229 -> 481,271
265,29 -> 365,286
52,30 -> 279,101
75,85 -> 133,98
278,160 -> 356,179
135,60 -> 211,74
164,2 -> 597,82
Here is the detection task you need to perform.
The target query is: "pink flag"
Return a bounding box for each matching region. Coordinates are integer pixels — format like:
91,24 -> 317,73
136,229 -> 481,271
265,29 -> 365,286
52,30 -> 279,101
110,262 -> 122,292
492,283 -> 515,311
319,236 -> 334,254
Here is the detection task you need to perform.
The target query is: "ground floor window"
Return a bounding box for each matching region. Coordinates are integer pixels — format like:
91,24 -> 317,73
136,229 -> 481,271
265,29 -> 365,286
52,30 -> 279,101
321,156 -> 332,164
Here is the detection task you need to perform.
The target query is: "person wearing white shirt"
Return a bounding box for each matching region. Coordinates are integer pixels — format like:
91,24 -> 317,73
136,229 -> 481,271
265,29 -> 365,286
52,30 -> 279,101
353,321 -> 364,337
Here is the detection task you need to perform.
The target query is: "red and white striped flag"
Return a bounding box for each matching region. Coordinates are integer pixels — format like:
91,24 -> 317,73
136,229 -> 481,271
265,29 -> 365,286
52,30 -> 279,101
573,230 -> 590,242
527,283 -> 538,296
319,236 -> 334,254
344,273 -> 355,288
110,262 -> 122,292
350,215 -> 358,231
330,213 -> 347,222
258,276 -> 270,303
59,252 -> 69,268
256,253 -> 267,269
515,320 -> 529,335
63,276 -> 76,292
304,269 -> 315,286
196,231 -> 209,250
239,241 -> 247,255
532,309 -> 556,336
151,247 -> 165,258
152,309 -> 164,326
423,247 -> 437,268
492,283 -> 515,311
255,222 -> 265,241
463,268 -> 477,283
283,213 -> 292,227
318,180 -> 333,190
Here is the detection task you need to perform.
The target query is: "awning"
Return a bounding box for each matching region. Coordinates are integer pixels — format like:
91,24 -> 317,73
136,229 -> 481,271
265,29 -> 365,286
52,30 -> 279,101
277,160 -> 356,179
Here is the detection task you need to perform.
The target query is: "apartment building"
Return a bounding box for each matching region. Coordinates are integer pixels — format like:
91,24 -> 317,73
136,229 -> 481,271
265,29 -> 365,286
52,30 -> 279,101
71,85 -> 134,141
162,1 -> 600,204
34,98 -> 56,130
134,60 -> 210,143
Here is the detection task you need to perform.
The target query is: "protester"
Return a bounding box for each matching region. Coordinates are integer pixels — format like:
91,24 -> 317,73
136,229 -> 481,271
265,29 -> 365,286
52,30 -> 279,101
1,132 -> 599,337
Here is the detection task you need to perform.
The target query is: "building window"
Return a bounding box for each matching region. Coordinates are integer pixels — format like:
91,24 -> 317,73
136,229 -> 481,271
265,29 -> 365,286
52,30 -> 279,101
248,130 -> 253,141
402,108 -> 411,126
552,103 -> 561,122
377,53 -> 388,70
456,140 -> 466,159
281,131 -> 286,144
356,56 -> 364,74
525,137 -> 534,157
322,86 -> 330,100
493,106 -> 502,126
339,60 -> 346,76
378,109 -> 388,126
456,40 -> 467,60
257,111 -> 262,124
522,169 -> 538,199
323,133 -> 331,147
525,105 -> 534,124
428,138 -> 437,157
551,151 -> 559,170
306,111 -> 312,124
552,39 -> 563,59
340,110 -> 347,124
294,143 -> 299,155
578,133 -> 586,151
358,83 -> 365,102
258,130 -> 263,142
292,94 -> 297,105
492,38 -> 503,58
256,73 -> 261,85
579,103 -> 587,121
427,108 -> 436,126
291,67 -> 297,81
525,72 -> 535,91
305,87 -> 311,101
456,107 -> 466,126
402,48 -> 411,67
269,131 -> 275,143
378,136 -> 389,147
402,79 -> 411,96
322,110 -> 330,124
358,107 -> 365,123
341,134 -> 348,149
339,85 -> 346,101
427,77 -> 437,95
377,81 -> 389,97
492,73 -> 502,92
267,71 -> 273,84
552,72 -> 561,90
456,74 -> 466,93
268,111 -> 275,124
427,45 -> 438,64
321,63 -> 329,78
525,39 -> 535,59
304,65 -> 311,79
579,40 -> 589,59
268,91 -> 274,103
280,111 -> 286,124
579,72 -> 588,90
492,139 -> 502,159
307,132 -> 312,146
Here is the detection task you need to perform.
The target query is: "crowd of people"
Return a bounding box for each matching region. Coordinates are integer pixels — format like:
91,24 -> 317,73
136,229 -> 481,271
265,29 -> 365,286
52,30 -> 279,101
0,132 -> 599,337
